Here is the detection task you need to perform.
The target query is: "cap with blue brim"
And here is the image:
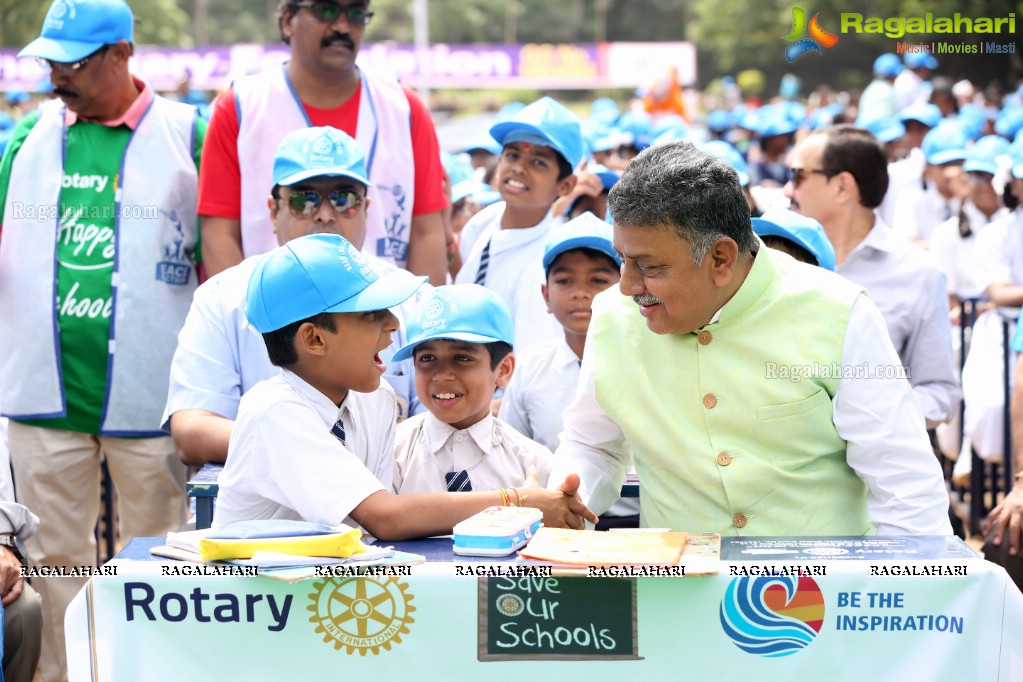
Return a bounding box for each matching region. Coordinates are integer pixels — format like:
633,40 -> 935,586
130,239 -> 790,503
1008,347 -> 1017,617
390,284 -> 514,362
273,127 -> 372,187
899,103 -> 942,129
245,234 -> 426,334
700,140 -> 750,187
921,122 -> 968,166
543,212 -> 622,273
963,135 -> 1011,175
18,0 -> 134,63
489,96 -> 584,169
752,208 -> 836,271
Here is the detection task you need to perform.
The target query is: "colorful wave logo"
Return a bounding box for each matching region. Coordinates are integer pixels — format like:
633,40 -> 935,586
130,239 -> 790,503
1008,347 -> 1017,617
719,575 -> 825,657
783,7 -> 839,62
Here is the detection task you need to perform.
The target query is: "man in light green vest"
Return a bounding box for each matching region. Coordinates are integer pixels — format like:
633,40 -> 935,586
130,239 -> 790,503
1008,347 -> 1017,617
548,140 -> 951,537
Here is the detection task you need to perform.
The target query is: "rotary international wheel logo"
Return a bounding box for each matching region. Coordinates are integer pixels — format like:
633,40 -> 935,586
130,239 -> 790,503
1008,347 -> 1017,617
307,577 -> 415,655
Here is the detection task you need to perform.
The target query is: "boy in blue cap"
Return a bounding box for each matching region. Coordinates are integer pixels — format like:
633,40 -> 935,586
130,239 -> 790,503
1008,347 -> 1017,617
456,96 -> 584,351
391,285 -> 554,494
499,213 -> 638,528
216,235 -> 595,536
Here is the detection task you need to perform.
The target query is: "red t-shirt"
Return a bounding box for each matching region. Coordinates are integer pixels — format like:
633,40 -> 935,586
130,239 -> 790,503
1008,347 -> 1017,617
198,82 -> 447,220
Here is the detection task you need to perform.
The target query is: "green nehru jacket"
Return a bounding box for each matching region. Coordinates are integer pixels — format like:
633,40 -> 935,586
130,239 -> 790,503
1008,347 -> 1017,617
591,247 -> 874,535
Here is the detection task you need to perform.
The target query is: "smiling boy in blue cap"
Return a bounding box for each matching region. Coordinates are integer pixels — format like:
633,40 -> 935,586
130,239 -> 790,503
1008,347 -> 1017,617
216,238 -> 595,536
456,96 -> 583,351
392,284 -> 554,494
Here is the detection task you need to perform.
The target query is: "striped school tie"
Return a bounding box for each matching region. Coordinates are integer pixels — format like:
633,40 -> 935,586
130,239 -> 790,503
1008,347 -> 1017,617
474,238 -> 492,286
330,418 -> 346,446
445,470 -> 473,492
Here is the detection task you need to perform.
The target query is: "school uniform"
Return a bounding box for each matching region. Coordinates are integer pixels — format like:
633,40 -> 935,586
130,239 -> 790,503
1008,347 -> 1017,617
213,370 -> 396,528
392,412 -> 552,494
455,203 -> 564,351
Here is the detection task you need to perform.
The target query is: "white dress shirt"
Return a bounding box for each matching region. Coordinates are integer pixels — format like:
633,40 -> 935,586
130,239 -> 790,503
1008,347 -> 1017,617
393,412 -> 553,494
162,253 -> 429,429
974,207 -> 1023,293
455,203 -> 564,351
500,336 -> 640,518
891,180 -> 960,245
837,220 -> 960,426
213,370 -> 395,528
550,293 -> 952,536
930,202 -> 1009,298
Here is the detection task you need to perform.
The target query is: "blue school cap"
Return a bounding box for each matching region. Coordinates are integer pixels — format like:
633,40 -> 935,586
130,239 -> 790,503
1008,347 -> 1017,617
245,234 -> 426,333
752,208 -> 836,271
963,135 -> 1011,176
700,140 -> 750,187
898,103 -> 942,129
464,131 -> 503,156
996,107 -> 1023,140
489,97 -> 584,169
903,52 -> 938,70
873,54 -> 904,78
921,123 -> 968,165
858,115 -> 905,144
543,212 -> 621,274
273,127 -> 371,187
19,0 -> 134,63
707,110 -> 732,133
390,285 -> 514,362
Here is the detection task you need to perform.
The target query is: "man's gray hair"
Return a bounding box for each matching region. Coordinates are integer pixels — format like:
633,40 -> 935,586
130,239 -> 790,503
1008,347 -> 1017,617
607,141 -> 756,264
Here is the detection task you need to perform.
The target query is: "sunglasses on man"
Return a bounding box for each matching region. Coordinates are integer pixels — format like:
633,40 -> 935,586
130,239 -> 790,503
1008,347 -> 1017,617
292,1 -> 374,25
786,167 -> 834,186
35,45 -> 110,74
285,188 -> 365,218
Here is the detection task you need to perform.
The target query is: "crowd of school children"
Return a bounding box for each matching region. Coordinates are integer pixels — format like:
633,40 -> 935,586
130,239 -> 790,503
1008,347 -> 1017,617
3,22 -> 1023,680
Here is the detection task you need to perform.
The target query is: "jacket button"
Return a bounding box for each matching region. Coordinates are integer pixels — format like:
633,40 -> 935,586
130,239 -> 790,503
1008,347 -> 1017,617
703,394 -> 717,409
717,452 -> 731,466
698,330 -> 713,345
733,513 -> 747,528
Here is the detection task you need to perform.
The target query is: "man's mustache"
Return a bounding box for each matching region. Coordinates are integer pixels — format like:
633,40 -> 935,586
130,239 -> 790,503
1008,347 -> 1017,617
322,33 -> 355,50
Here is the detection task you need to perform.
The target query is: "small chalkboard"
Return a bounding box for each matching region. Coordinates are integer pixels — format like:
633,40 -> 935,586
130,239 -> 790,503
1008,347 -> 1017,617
478,576 -> 640,661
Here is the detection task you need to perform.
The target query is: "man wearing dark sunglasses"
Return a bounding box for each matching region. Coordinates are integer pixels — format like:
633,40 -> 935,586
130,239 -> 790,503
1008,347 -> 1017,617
0,1 -> 207,680
785,125 -> 959,431
198,0 -> 449,289
166,126 -> 429,468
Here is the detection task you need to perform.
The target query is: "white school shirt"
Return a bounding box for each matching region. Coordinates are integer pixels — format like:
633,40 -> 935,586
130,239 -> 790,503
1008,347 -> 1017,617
974,207 -> 1023,293
499,336 -> 641,517
837,220 -> 960,427
162,254 -> 428,429
392,412 -> 553,494
877,149 -> 924,227
550,294 -> 952,536
499,336 -> 580,450
454,203 -> 564,351
212,370 -> 396,528
930,202 -> 1010,298
891,179 -> 960,245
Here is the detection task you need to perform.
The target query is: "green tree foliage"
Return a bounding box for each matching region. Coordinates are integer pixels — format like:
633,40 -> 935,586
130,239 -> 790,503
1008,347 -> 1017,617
0,0 -> 189,47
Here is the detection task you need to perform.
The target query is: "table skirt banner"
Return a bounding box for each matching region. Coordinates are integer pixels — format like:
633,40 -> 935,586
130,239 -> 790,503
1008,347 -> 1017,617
67,560 -> 1023,681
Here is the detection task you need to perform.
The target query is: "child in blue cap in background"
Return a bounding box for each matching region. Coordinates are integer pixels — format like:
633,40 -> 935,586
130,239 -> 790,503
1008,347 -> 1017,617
392,284 -> 553,494
216,234 -> 595,536
752,207 -> 836,271
456,97 -> 584,351
499,213 -> 639,528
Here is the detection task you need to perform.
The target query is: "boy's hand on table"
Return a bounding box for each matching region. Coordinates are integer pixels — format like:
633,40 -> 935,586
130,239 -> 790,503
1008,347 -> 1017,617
518,468 -> 598,530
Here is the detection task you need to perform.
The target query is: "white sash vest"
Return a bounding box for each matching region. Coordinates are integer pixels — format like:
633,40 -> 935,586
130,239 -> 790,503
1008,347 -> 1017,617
0,97 -> 200,435
234,64 -> 415,266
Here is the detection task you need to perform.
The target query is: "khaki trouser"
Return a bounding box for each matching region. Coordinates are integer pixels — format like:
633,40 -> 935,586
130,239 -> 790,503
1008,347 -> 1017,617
4,581 -> 43,682
8,423 -> 186,682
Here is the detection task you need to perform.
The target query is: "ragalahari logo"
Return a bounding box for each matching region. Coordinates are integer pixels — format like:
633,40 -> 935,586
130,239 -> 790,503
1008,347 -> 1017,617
783,7 -> 839,62
719,574 -> 825,657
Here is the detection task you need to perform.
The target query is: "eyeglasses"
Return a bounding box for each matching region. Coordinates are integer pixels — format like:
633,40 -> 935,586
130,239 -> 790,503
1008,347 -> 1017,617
292,2 -> 374,25
786,167 -> 833,186
35,45 -> 109,74
286,188 -> 364,218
